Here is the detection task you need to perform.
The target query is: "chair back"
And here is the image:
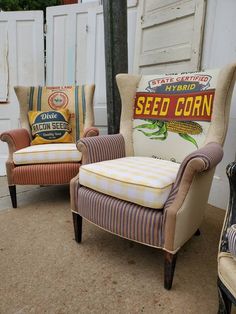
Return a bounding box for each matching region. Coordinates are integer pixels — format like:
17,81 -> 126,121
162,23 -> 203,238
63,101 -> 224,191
117,64 -> 236,162
14,85 -> 95,142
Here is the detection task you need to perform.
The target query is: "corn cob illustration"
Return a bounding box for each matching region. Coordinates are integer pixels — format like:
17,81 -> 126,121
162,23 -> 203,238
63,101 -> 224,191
166,121 -> 202,135
134,119 -> 203,148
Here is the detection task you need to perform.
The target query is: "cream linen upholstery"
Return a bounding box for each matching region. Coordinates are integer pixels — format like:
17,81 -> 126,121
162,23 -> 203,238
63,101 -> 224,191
13,143 -> 82,165
79,157 -> 180,208
218,252 -> 236,297
116,64 -> 236,252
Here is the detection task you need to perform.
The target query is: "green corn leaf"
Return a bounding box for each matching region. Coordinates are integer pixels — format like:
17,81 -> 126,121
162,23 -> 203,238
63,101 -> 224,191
179,133 -> 198,148
138,129 -> 166,137
150,134 -> 167,141
134,123 -> 157,130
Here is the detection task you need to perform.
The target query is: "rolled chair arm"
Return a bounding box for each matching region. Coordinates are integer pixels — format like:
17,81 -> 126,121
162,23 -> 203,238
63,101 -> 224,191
83,127 -> 100,138
77,134 -> 126,164
0,128 -> 31,156
163,142 -> 224,251
164,142 -> 224,209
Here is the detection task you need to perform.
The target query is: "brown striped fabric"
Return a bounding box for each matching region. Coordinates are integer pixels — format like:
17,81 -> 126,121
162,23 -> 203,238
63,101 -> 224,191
78,134 -> 126,164
13,163 -> 80,185
82,127 -> 99,138
77,187 -> 165,247
164,142 -> 223,209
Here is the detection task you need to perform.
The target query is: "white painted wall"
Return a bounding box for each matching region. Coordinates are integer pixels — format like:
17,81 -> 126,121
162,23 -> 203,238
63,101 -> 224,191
201,0 -> 236,209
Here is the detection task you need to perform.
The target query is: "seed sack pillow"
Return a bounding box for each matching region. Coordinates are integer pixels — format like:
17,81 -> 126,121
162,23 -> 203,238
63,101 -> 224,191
133,69 -> 220,162
27,86 -> 87,141
28,109 -> 73,145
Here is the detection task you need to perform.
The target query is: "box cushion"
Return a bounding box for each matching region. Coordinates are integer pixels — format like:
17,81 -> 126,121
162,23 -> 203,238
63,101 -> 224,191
13,143 -> 81,165
79,157 -> 180,209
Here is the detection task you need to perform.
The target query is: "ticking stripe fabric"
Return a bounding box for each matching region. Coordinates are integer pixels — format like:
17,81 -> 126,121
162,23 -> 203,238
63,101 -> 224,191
77,187 -> 165,247
79,157 -> 180,209
13,162 -> 80,185
79,134 -> 126,164
28,86 -> 86,141
13,143 -> 82,165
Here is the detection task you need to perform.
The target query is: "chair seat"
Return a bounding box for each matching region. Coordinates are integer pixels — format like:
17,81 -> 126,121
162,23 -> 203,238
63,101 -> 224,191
218,252 -> 236,298
13,143 -> 82,165
79,156 -> 180,208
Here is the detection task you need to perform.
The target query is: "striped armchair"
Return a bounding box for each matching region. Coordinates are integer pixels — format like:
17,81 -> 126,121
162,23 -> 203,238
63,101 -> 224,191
0,85 -> 98,208
71,64 -> 236,290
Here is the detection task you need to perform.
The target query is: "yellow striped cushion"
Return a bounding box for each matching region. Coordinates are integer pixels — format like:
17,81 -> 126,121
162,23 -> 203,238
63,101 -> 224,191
79,157 -> 180,209
13,143 -> 82,165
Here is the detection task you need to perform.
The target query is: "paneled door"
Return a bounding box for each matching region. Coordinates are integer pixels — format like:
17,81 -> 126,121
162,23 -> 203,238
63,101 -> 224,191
134,0 -> 206,74
0,11 -> 44,175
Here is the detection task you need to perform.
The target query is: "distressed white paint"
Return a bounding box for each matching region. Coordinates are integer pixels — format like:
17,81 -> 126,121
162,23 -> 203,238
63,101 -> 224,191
0,11 -> 44,176
46,2 -> 100,86
134,0 -> 206,74
0,21 -> 8,102
46,1 -> 138,134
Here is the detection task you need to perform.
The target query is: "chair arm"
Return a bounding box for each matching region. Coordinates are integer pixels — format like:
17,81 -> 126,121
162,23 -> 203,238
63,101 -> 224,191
163,142 -> 223,252
0,128 -> 31,157
77,134 -> 126,164
164,142 -> 223,209
83,127 -> 99,138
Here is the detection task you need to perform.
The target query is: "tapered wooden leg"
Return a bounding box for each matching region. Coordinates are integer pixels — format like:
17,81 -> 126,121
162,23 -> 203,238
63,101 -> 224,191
9,185 -> 17,208
218,282 -> 232,314
72,212 -> 82,243
195,228 -> 201,236
164,251 -> 178,290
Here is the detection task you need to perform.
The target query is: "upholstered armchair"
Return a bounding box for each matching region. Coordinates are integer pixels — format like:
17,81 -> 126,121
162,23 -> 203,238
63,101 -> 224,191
71,64 -> 236,290
218,162 -> 236,313
0,85 -> 98,208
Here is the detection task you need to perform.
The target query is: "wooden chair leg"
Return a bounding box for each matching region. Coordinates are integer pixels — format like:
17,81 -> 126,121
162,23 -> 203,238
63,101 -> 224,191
9,185 -> 17,208
194,228 -> 201,236
72,212 -> 82,243
218,283 -> 232,314
164,251 -> 178,290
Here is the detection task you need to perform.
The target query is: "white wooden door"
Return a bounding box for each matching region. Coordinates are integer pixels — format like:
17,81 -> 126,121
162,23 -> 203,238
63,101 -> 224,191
134,0 -> 206,74
46,2 -> 100,86
0,11 -> 44,175
46,1 -> 138,134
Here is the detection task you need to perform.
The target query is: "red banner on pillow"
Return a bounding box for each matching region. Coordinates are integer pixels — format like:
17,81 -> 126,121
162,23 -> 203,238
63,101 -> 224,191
133,90 -> 215,121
